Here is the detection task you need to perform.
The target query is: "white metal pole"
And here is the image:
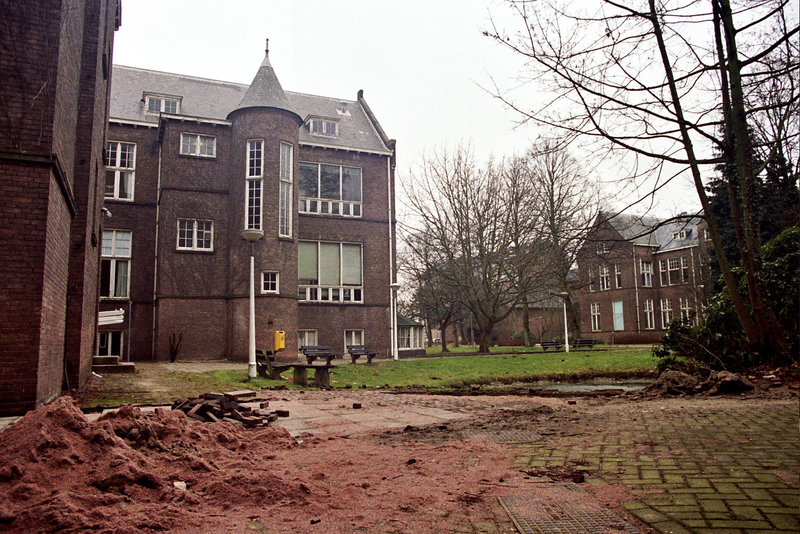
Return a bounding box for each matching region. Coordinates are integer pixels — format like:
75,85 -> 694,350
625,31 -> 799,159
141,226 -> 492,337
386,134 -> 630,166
563,298 -> 570,353
248,252 -> 257,379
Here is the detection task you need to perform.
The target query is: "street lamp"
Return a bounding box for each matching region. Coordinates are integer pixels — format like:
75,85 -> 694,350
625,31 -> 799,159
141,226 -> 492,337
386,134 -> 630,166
241,228 -> 264,380
559,291 -> 570,353
389,282 -> 401,360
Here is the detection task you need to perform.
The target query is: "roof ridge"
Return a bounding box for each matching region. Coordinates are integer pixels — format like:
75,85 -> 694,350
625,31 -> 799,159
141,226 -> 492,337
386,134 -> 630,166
287,90 -> 356,103
113,65 -> 248,88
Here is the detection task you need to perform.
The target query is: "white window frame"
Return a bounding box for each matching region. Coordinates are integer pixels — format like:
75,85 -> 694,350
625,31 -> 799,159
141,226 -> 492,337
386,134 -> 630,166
279,142 -> 293,237
101,230 -> 131,299
641,260 -> 653,287
681,256 -> 690,283
344,329 -> 364,352
298,329 -> 318,349
599,264 -> 610,291
261,271 -> 279,294
614,263 -> 622,288
668,257 -> 680,285
105,141 -> 136,201
180,133 -> 216,158
144,94 -> 180,114
679,298 -> 693,324
245,139 -> 264,230
97,331 -> 123,356
590,303 -> 601,332
661,298 -> 673,329
298,162 -> 363,218
309,118 -> 338,138
672,229 -> 687,240
588,269 -> 596,292
659,259 -> 669,286
597,242 -> 609,254
298,241 -> 364,304
398,326 -> 412,349
176,219 -> 214,251
644,299 -> 655,329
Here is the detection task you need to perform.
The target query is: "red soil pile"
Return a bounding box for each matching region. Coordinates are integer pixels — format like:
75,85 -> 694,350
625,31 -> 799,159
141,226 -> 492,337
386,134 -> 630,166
0,398 -> 523,533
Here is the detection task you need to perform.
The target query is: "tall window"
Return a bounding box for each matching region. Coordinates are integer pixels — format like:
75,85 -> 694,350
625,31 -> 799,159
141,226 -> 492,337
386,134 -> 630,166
262,271 -> 279,294
590,303 -> 601,332
659,259 -> 669,286
298,241 -> 363,303
177,219 -> 213,251
681,256 -> 690,283
97,331 -> 122,356
668,257 -> 680,285
298,330 -> 318,348
641,260 -> 653,287
246,140 -> 263,230
679,298 -> 692,324
145,94 -> 179,114
644,299 -> 655,329
344,329 -> 364,350
660,298 -> 673,328
614,263 -> 622,288
279,142 -> 293,237
101,230 -> 131,298
105,141 -> 135,200
398,327 -> 412,349
298,162 -> 362,217
589,269 -> 596,292
599,264 -> 610,291
180,133 -> 216,157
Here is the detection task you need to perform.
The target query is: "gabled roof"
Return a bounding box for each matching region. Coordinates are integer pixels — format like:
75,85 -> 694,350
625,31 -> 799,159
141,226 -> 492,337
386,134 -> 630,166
605,212 -> 663,246
603,212 -> 702,251
109,65 -> 393,155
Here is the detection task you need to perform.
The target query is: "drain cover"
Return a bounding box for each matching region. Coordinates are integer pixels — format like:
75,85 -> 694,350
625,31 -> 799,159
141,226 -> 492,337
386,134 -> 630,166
499,487 -> 640,534
463,429 -> 542,444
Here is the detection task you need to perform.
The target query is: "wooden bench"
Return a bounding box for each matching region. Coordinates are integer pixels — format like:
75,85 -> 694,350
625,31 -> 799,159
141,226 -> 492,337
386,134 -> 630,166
540,340 -> 563,352
256,349 -> 334,388
346,344 -> 378,364
299,345 -> 337,365
573,338 -> 597,349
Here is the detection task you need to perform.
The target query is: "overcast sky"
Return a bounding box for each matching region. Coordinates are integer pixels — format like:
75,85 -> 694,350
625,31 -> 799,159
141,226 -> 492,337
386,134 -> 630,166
113,0 -> 699,216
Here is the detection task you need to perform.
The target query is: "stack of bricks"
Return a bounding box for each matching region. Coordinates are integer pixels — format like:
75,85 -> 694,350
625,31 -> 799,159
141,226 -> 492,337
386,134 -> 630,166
171,390 -> 288,428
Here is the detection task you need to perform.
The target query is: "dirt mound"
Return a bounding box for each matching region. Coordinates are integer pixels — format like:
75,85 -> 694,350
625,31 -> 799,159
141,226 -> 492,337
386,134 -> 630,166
640,369 -> 756,397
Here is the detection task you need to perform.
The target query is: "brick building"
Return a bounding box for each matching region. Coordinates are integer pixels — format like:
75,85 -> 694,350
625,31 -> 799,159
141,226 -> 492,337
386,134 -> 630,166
577,212 -> 709,344
99,46 -> 398,363
0,0 -> 120,414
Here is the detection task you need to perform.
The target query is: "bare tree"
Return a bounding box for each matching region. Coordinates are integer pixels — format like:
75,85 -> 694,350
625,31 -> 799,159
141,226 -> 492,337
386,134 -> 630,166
486,0 -> 798,359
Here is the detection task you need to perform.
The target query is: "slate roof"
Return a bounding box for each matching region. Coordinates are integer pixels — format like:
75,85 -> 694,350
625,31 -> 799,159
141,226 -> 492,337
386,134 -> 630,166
230,53 -> 296,117
109,65 -> 393,155
604,212 -> 702,251
397,315 -> 423,327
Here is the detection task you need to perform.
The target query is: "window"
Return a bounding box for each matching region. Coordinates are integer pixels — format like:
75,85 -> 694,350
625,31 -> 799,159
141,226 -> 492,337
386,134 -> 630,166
660,298 -> 673,329
590,303 -> 601,332
279,142 -> 293,237
612,300 -> 624,331
298,241 -> 363,303
344,329 -> 364,351
644,299 -> 655,329
262,271 -> 279,294
681,256 -> 690,283
588,269 -> 596,292
309,118 -> 338,137
101,230 -> 131,298
597,242 -> 609,254
180,133 -> 216,157
97,331 -> 122,356
145,94 -> 179,114
703,228 -> 711,241
599,264 -> 610,291
614,263 -> 622,288
641,260 -> 653,287
177,219 -> 213,251
659,259 -> 669,286
398,327 -> 411,349
298,330 -> 318,348
668,257 -> 680,285
105,141 -> 135,200
245,140 -> 263,230
298,162 -> 362,217
672,229 -> 687,240
679,298 -> 693,324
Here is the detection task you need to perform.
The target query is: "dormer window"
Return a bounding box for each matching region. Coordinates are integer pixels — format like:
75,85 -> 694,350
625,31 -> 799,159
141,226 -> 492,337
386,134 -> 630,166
309,118 -> 338,138
672,229 -> 688,240
144,93 -> 180,114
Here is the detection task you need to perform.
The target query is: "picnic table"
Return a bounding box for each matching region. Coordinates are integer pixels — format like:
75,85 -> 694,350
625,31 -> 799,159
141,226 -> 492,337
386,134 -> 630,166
256,349 -> 334,388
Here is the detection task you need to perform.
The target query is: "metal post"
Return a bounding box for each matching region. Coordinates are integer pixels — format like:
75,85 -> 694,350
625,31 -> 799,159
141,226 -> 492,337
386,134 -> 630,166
248,251 -> 257,379
560,291 -> 570,353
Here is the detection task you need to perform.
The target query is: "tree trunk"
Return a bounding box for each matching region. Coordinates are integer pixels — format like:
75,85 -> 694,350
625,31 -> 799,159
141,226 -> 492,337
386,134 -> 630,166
453,322 -> 460,347
565,296 -> 580,337
477,319 -> 495,353
440,323 -> 450,353
521,300 -> 532,346
425,318 -> 433,349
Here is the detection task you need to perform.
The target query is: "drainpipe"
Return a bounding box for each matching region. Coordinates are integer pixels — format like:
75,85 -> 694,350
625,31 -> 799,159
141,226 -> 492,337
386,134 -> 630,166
151,138 -> 163,360
387,155 -> 397,359
633,245 -> 640,333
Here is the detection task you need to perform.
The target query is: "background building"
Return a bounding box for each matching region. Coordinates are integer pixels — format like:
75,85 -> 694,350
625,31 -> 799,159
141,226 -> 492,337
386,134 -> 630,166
0,0 -> 120,414
577,212 -> 709,344
99,48 -> 397,363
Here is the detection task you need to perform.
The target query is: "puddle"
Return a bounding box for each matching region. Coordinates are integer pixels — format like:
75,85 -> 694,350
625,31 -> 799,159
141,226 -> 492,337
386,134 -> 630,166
541,381 -> 650,392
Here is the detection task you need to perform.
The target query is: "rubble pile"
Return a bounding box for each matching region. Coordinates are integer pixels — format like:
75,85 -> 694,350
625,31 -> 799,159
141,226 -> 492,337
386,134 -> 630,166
640,369 -> 755,397
171,390 -> 287,427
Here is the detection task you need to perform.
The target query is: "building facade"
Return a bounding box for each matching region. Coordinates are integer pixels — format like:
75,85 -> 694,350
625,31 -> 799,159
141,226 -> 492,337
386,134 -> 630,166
0,0 -> 120,414
99,48 -> 397,363
577,212 -> 709,344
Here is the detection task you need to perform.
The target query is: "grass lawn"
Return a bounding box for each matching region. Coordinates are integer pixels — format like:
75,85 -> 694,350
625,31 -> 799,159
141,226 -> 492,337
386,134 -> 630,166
78,346 -> 658,408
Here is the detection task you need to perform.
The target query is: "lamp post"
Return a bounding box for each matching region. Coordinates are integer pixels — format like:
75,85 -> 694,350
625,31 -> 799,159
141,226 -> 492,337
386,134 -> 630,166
560,291 -> 570,353
241,228 -> 264,380
390,282 -> 401,360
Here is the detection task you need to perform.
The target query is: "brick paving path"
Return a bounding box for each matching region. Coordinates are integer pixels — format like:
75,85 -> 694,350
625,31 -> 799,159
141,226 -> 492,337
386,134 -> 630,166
513,398 -> 799,533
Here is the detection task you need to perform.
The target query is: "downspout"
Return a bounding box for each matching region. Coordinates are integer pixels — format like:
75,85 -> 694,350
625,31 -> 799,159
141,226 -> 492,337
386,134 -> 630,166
151,130 -> 163,360
387,154 -> 397,360
633,245 -> 640,333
